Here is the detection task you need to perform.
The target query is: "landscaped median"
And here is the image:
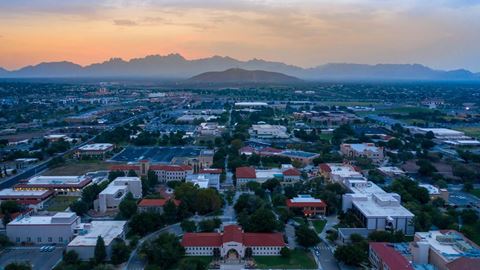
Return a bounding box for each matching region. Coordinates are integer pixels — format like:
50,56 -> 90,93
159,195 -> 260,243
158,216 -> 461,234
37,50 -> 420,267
253,249 -> 317,269
311,219 -> 327,234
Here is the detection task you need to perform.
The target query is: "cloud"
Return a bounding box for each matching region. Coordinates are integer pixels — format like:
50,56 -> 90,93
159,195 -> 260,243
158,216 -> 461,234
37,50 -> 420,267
113,19 -> 137,26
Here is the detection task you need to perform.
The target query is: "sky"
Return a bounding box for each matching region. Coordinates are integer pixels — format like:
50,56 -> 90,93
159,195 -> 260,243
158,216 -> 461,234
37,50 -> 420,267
0,0 -> 480,71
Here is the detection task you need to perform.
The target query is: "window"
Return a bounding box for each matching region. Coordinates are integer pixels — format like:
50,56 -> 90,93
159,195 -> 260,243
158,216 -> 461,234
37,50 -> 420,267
37,237 -> 42,243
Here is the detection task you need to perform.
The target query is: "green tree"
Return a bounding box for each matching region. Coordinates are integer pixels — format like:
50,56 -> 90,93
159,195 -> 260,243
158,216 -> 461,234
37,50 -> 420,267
141,233 -> 184,269
334,244 -> 367,266
247,208 -> 277,232
119,193 -> 137,219
295,225 -> 320,248
94,236 -> 107,264
198,218 -> 221,232
111,238 -> 130,265
280,247 -> 291,258
63,250 -> 79,265
5,262 -> 31,270
69,200 -> 89,216
127,169 -> 138,177
181,220 -> 197,232
178,258 -> 208,270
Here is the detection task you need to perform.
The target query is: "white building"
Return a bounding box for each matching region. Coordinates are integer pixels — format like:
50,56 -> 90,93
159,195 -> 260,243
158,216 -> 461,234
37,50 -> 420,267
319,163 -> 366,185
196,122 -> 225,137
342,181 -> 414,235
0,188 -> 54,211
67,221 -> 127,261
340,143 -> 385,163
15,175 -> 92,196
409,127 -> 480,145
186,173 -> 220,189
248,124 -> 289,139
235,166 -> 301,187
7,212 -> 81,244
74,143 -> 113,159
95,177 -> 142,213
234,102 -> 269,108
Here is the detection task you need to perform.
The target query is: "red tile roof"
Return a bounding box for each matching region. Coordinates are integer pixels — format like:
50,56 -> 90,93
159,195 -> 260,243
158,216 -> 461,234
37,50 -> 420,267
259,147 -> 282,154
244,233 -> 285,247
369,243 -> 414,270
236,167 -> 256,179
446,257 -> 480,270
181,225 -> 285,247
138,198 -> 181,207
319,163 -> 331,172
283,168 -> 301,176
181,233 -> 222,246
239,146 -> 255,154
223,225 -> 243,243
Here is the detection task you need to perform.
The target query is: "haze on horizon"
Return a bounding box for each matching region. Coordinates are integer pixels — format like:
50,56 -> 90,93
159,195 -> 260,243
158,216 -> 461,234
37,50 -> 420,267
1,0 -> 480,72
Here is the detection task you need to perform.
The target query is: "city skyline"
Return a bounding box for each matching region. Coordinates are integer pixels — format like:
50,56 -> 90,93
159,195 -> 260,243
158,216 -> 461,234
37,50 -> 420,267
1,0 -> 480,71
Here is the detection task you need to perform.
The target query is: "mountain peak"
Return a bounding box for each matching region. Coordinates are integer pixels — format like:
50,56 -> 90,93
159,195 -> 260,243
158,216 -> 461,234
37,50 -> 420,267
186,68 -> 301,84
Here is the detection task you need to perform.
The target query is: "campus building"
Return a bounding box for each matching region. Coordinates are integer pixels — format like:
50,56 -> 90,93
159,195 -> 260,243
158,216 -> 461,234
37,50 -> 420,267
340,143 -> 385,163
94,177 -> 142,213
14,175 -> 92,196
411,230 -> 480,270
319,163 -> 365,185
137,199 -> 181,214
109,163 -> 193,182
248,124 -> 289,139
369,242 -> 414,270
74,143 -> 114,159
67,221 -> 127,261
235,166 -> 301,187
419,184 -> 449,203
342,181 -> 415,235
6,212 -> 81,245
286,195 -> 327,216
181,225 -> 285,258
0,188 -> 54,211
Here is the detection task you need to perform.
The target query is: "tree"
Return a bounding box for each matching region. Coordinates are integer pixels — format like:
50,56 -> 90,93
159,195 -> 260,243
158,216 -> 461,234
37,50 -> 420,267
1,201 -> 21,215
195,188 -> 223,215
198,218 -> 221,232
163,200 -> 178,224
213,247 -> 221,260
261,178 -> 281,192
295,225 -> 320,248
280,247 -> 291,258
111,238 -> 130,265
460,209 -> 479,225
63,250 -> 80,265
178,258 -> 208,270
181,220 -> 197,232
69,200 -> 89,216
129,212 -> 164,236
108,170 -> 125,181
244,247 -> 253,258
247,208 -> 277,232
141,233 -> 184,269
127,169 -> 138,177
5,262 -> 31,270
94,236 -> 107,264
119,193 -> 137,219
334,244 -> 367,266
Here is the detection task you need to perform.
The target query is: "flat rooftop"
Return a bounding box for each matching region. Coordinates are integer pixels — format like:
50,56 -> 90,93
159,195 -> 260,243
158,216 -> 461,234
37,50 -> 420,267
328,163 -> 362,177
0,188 -> 51,197
417,128 -> 464,136
281,150 -> 318,158
414,231 -> 480,261
347,143 -> 382,153
290,195 -> 323,203
8,212 -> 78,225
26,175 -> 87,185
353,195 -> 414,218
68,221 -> 127,247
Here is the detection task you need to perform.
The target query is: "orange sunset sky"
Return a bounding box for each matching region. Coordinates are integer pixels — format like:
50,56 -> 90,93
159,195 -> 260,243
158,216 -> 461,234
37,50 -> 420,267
0,0 -> 479,71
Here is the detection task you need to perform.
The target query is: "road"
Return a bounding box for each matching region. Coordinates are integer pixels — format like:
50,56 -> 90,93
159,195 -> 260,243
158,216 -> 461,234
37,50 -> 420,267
312,216 -> 340,270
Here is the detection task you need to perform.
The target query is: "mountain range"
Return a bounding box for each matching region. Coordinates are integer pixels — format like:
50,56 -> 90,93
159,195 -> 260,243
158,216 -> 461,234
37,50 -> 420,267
0,53 -> 479,81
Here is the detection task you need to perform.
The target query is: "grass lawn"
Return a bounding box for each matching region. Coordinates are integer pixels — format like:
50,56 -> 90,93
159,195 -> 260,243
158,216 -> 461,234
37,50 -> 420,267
469,189 -> 480,198
174,256 -> 212,268
44,160 -> 111,176
254,249 -> 317,269
312,219 -> 327,233
456,127 -> 480,139
293,217 -> 307,226
46,196 -> 79,212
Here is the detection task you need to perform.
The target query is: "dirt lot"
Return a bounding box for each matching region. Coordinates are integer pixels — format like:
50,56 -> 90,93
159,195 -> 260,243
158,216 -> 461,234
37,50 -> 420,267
43,160 -> 111,176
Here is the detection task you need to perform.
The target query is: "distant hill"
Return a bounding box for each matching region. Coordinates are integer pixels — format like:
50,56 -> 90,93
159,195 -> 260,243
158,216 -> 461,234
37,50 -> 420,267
186,68 -> 301,84
0,53 -> 479,81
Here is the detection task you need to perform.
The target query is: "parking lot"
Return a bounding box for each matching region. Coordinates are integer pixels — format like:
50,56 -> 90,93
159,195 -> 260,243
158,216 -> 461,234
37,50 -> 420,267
110,146 -> 205,163
0,246 -> 64,270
